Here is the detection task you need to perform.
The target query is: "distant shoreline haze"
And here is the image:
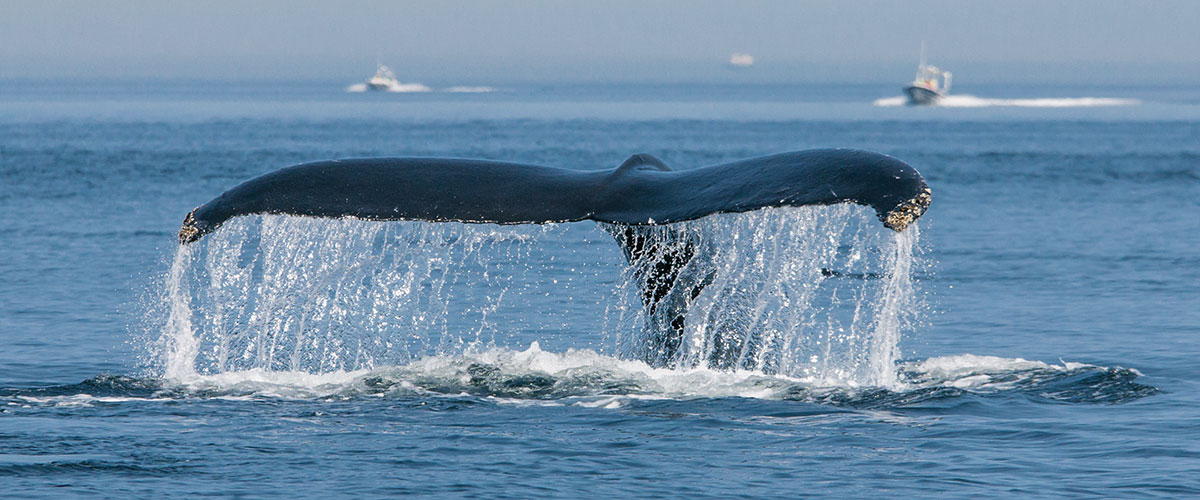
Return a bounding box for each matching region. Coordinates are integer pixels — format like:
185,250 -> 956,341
1,59 -> 1197,86
2,1 -> 1195,85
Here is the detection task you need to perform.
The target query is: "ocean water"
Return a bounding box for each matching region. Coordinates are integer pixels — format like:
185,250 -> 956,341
1,80 -> 1198,498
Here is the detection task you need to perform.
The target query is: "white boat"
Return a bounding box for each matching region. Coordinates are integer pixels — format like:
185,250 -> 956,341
366,65 -> 400,91
347,64 -> 432,93
729,53 -> 754,68
903,43 -> 952,105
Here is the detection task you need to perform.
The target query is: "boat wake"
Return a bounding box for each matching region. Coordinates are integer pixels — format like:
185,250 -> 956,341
345,84 -> 495,93
444,86 -> 496,93
873,95 -> 1140,108
345,82 -> 434,93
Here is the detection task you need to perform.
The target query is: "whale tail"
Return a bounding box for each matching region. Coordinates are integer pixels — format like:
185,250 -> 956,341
174,149 -> 930,368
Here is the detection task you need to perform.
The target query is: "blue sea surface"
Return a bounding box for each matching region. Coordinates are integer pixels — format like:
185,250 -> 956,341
1,80 -> 1198,498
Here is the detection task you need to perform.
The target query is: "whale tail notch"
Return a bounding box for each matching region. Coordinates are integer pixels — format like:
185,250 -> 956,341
616,153 -> 673,173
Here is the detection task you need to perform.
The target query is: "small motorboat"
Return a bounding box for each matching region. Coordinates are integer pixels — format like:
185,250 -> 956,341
366,64 -> 400,91
903,43 -> 951,105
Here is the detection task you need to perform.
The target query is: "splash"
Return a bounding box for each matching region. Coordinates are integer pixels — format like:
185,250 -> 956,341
149,205 -> 922,388
607,206 -> 919,387
873,95 -> 1139,108
149,216 -> 586,379
162,244 -> 198,379
16,346 -> 1155,407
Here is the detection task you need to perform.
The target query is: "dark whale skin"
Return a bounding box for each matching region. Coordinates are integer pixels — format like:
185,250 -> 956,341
179,149 -> 930,243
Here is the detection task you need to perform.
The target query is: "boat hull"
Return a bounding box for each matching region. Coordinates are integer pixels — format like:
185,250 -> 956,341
903,86 -> 943,106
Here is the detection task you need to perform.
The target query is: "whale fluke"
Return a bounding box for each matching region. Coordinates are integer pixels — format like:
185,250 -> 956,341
176,149 -> 930,368
178,149 -> 930,244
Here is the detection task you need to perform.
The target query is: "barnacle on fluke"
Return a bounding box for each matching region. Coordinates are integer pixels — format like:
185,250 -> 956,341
882,187 -> 932,232
178,210 -> 201,244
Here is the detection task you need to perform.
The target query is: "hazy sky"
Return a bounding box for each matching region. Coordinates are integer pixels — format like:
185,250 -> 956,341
2,0 -> 1195,83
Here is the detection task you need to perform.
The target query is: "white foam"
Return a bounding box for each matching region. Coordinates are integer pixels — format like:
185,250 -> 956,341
345,82 -> 433,93
161,342 -> 826,400
902,353 -> 1095,391
170,367 -> 369,394
17,394 -> 173,407
387,83 -> 433,93
872,96 -> 907,107
874,94 -> 1139,108
912,353 -> 1058,376
574,396 -> 626,409
139,343 -> 1119,404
